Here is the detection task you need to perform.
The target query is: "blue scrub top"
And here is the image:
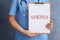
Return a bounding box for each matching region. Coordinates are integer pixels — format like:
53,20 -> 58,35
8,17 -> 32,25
9,0 -> 49,40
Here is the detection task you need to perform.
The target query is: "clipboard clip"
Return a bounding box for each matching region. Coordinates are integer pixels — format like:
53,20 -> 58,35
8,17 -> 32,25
35,2 -> 44,4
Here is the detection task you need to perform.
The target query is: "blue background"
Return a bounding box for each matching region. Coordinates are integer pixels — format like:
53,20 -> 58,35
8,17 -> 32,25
0,0 -> 60,40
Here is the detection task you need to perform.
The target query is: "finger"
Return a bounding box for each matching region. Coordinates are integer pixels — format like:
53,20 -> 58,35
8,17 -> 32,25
31,33 -> 39,36
46,23 -> 49,27
50,20 -> 53,23
46,25 -> 51,29
30,34 -> 38,36
26,33 -> 35,37
35,34 -> 39,36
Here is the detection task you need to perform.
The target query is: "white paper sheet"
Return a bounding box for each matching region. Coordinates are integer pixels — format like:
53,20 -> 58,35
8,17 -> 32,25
28,2 -> 50,33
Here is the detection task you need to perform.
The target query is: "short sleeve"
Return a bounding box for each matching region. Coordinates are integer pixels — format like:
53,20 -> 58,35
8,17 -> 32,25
9,0 -> 18,16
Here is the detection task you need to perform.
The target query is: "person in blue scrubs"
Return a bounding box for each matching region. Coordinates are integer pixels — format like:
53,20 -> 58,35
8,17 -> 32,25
9,0 -> 53,40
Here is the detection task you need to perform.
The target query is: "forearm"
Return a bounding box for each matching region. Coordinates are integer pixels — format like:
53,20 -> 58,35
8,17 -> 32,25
8,16 -> 42,37
9,16 -> 24,33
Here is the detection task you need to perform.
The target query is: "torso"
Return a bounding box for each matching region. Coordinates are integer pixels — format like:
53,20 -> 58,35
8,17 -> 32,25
15,0 -> 49,40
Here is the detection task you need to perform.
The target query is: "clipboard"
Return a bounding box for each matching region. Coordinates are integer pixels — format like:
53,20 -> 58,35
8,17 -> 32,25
28,2 -> 50,33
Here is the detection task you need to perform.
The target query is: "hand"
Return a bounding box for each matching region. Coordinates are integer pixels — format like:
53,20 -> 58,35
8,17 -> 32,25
21,30 -> 39,37
46,20 -> 53,29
